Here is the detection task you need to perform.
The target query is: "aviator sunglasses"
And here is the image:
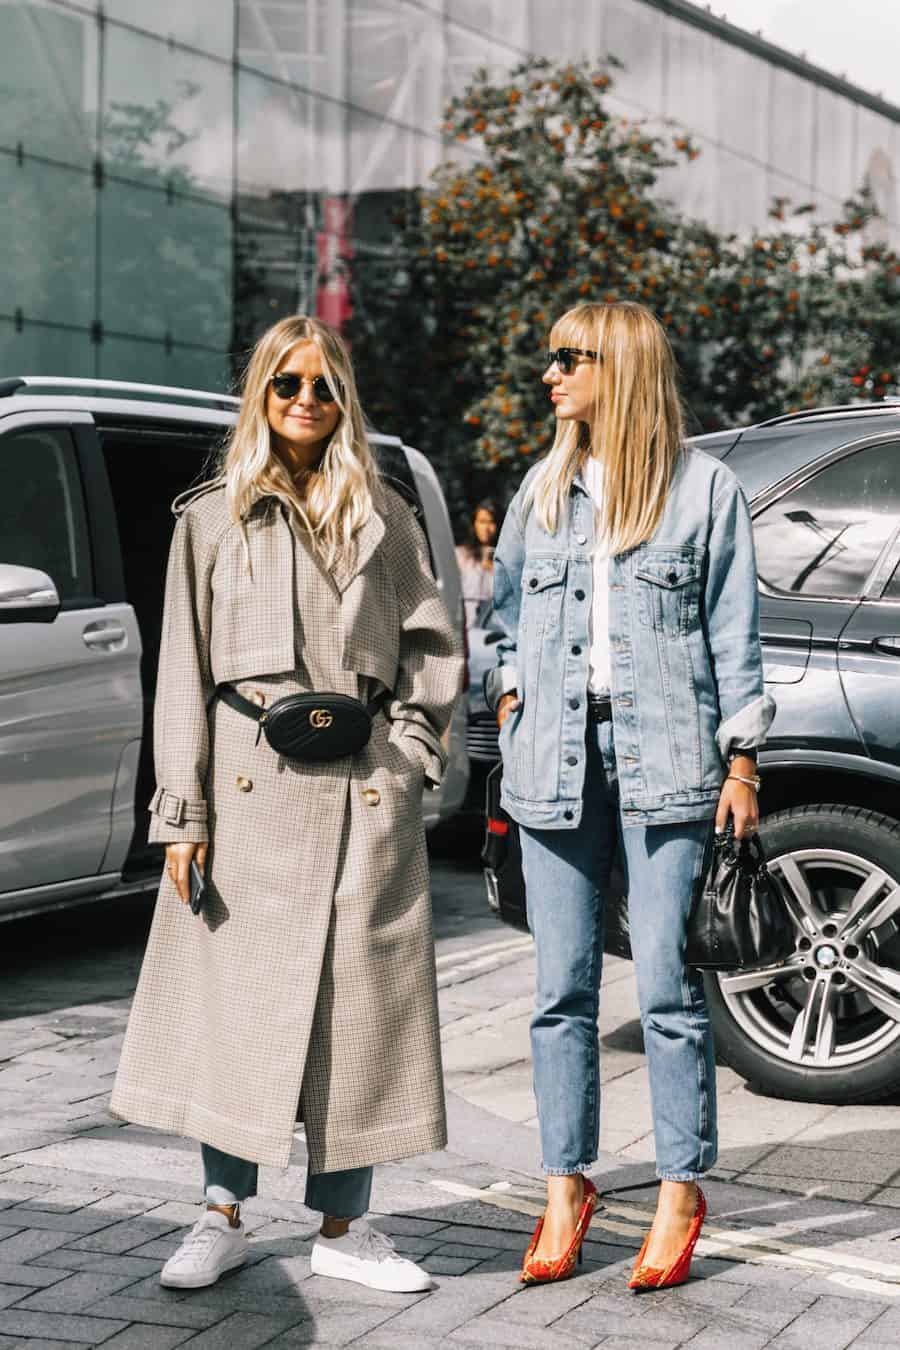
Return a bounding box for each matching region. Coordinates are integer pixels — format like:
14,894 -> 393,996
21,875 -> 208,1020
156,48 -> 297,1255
547,347 -> 599,374
270,371 -> 342,403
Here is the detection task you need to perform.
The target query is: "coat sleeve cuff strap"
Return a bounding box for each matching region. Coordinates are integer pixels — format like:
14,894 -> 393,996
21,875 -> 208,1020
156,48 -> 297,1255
716,692 -> 777,760
148,787 -> 208,827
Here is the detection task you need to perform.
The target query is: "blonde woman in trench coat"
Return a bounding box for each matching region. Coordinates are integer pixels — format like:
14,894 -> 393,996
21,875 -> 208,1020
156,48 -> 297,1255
110,316 -> 463,1294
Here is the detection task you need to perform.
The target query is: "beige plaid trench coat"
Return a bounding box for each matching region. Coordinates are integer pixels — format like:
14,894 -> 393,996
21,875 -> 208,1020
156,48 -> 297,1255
110,481 -> 463,1172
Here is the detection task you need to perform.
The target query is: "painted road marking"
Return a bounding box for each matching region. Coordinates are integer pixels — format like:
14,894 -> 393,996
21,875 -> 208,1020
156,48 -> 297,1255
436,938 -> 534,987
427,1178 -> 900,1296
435,936 -> 533,968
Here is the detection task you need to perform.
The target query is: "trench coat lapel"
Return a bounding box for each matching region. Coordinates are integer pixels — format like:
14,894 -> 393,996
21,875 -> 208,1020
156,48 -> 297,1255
330,509 -> 386,595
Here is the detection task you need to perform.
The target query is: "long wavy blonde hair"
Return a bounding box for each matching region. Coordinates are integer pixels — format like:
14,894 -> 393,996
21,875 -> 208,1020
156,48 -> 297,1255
219,315 -> 376,569
524,301 -> 685,554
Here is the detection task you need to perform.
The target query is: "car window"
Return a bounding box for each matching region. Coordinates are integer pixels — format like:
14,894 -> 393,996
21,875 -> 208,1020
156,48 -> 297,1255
753,440 -> 900,598
100,425 -> 220,692
0,427 -> 93,605
883,555 -> 900,600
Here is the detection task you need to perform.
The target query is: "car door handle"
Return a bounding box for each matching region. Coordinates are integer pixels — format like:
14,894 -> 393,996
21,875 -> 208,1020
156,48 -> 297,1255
873,637 -> 900,656
82,622 -> 127,650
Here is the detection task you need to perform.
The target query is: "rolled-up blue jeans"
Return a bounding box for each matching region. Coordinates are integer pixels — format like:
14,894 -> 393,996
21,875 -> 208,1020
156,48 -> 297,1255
519,719 -> 717,1181
203,1144 -> 373,1219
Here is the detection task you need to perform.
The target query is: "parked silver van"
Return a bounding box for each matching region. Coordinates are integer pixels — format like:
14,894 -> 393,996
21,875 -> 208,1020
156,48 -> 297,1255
0,377 -> 468,921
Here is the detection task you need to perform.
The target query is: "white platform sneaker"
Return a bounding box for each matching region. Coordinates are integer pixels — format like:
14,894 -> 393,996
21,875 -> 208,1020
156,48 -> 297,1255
160,1209 -> 248,1289
310,1222 -> 433,1292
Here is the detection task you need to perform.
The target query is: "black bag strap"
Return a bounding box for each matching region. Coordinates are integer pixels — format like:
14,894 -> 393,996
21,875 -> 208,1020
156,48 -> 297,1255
214,682 -> 265,723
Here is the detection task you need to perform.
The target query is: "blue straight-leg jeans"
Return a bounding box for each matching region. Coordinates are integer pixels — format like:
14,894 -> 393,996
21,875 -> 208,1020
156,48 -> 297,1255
202,1144 -> 373,1220
519,720 -> 717,1181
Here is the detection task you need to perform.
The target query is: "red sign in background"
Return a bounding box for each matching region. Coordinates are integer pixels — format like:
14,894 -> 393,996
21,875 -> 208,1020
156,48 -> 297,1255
316,198 -> 353,331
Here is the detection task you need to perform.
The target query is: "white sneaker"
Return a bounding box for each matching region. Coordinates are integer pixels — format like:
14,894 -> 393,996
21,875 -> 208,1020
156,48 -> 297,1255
160,1209 -> 248,1289
310,1222 -> 433,1292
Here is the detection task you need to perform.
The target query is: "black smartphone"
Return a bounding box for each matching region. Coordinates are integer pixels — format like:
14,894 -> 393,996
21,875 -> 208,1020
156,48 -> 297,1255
189,859 -> 208,916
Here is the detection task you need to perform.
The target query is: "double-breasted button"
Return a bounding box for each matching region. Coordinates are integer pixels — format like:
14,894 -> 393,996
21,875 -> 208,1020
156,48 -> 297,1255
250,689 -> 266,707
236,775 -> 253,792
362,787 -> 381,807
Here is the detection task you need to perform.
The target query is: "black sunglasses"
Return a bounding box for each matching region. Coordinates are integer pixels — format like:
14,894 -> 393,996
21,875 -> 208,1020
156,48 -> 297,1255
270,371 -> 341,403
547,347 -> 599,374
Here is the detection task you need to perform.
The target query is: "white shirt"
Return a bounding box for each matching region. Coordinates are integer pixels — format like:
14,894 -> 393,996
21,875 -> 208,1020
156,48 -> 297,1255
582,456 -> 611,696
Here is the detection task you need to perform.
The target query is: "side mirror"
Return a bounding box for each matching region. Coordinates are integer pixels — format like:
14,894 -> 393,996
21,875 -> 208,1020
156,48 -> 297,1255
0,564 -> 61,624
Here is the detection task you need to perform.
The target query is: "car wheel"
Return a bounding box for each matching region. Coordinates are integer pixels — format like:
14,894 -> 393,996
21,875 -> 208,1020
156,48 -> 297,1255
705,804 -> 900,1103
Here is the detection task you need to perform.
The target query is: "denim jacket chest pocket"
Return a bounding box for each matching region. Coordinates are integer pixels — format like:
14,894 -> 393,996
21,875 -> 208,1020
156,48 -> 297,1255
520,556 -> 568,638
634,547 -> 705,639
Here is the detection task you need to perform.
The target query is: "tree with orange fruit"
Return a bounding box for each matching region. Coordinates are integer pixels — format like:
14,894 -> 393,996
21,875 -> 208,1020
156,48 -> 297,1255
350,57 -> 900,516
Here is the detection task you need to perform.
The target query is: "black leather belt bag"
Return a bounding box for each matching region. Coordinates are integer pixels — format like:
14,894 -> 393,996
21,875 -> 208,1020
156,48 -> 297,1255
214,683 -> 388,762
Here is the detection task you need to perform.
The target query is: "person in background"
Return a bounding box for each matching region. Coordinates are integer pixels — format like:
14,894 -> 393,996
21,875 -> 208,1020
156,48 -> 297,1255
456,499 -> 503,630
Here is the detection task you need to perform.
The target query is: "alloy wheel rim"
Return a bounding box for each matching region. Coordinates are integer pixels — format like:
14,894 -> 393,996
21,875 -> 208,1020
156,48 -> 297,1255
717,847 -> 900,1071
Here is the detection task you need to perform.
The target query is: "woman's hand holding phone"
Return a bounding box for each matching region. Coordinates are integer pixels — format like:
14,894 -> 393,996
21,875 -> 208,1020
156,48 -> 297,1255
165,842 -> 207,906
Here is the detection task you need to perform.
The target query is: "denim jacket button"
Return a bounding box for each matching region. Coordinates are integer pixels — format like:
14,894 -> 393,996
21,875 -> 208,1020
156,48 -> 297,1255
571,645 -> 581,655
667,570 -> 678,584
564,809 -> 574,821
566,755 -> 578,766
576,533 -> 587,545
574,588 -> 585,600
569,698 -> 580,710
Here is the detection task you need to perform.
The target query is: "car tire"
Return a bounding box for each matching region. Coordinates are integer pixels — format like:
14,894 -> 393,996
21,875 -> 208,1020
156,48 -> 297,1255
705,803 -> 900,1103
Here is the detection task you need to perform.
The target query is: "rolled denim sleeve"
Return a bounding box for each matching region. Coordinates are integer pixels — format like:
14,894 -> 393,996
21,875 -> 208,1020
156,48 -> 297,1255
705,474 -> 776,759
483,495 -> 526,713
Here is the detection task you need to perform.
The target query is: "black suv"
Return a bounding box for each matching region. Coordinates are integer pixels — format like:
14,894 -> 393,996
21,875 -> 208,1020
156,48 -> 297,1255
483,405 -> 900,1104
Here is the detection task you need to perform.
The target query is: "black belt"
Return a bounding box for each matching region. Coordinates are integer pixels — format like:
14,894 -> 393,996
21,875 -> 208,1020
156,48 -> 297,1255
587,694 -> 613,724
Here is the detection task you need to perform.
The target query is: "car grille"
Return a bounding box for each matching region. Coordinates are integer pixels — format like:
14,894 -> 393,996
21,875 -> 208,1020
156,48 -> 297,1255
467,712 -> 500,762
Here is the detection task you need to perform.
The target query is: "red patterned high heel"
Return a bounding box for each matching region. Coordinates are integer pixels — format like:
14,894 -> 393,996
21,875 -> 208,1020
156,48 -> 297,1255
628,1186 -> 706,1292
520,1175 -> 597,1285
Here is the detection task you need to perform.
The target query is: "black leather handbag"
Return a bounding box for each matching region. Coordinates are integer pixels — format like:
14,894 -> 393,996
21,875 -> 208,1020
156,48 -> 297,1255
214,683 -> 387,762
685,826 -> 796,972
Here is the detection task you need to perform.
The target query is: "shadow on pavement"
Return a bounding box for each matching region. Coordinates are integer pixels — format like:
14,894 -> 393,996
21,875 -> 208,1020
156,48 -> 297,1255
0,893 -> 157,1021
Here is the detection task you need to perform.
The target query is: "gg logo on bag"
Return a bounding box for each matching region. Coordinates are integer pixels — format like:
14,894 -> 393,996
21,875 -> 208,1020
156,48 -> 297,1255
310,709 -> 334,729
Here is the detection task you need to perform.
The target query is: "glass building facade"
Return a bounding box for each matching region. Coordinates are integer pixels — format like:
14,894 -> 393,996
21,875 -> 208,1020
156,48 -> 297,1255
2,0 -> 898,391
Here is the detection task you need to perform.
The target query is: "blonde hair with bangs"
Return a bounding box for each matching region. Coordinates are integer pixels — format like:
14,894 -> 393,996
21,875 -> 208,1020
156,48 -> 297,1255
525,301 -> 684,554
220,315 -> 376,569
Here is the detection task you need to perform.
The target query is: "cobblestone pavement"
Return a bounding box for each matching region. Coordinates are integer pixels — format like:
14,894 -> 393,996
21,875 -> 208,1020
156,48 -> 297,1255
2,851 -> 900,1347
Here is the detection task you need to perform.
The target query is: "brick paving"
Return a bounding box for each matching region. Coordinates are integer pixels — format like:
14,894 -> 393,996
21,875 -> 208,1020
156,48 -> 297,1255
1,858 -> 900,1345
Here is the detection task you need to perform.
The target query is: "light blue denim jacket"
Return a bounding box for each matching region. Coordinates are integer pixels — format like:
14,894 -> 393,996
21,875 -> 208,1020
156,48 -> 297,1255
485,447 -> 776,829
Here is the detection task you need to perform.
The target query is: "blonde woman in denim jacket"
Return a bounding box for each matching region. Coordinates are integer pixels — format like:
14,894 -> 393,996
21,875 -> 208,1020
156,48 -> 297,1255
485,301 -> 775,1289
